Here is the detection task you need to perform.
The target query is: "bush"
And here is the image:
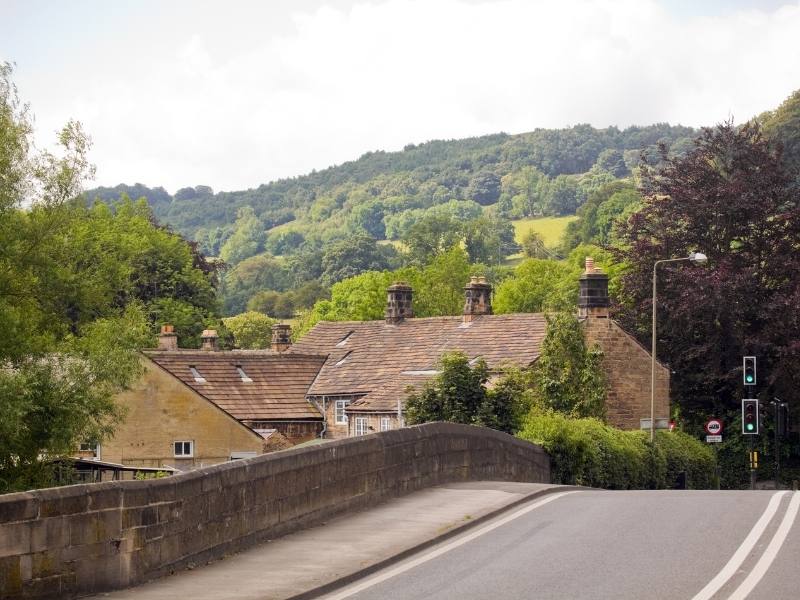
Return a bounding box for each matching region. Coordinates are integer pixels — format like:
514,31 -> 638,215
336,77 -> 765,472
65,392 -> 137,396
517,411 -> 716,489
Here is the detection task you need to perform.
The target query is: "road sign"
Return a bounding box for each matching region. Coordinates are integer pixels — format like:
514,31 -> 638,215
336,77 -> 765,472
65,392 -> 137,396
705,419 -> 723,435
706,435 -> 722,443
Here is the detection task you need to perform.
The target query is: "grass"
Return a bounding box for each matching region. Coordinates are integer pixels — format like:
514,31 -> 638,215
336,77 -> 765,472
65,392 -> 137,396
511,216 -> 577,248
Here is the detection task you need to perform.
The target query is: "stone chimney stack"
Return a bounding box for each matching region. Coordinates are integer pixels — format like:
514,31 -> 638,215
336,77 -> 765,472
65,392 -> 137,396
463,276 -> 493,323
578,257 -> 609,318
157,324 -> 178,351
201,329 -> 218,351
271,323 -> 292,352
385,282 -> 413,324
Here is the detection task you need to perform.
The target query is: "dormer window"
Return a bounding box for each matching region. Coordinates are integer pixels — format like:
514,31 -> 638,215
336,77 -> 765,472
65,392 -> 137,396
189,366 -> 206,383
336,331 -> 355,347
236,365 -> 253,383
335,351 -> 352,367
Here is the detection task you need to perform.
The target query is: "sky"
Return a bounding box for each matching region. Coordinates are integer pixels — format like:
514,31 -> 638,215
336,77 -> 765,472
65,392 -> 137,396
2,0 -> 799,193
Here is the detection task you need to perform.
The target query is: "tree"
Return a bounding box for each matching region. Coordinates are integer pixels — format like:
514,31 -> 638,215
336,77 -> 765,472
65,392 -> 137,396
223,311 -> 277,349
321,233 -> 393,285
520,230 -> 549,259
493,259 -> 576,314
529,313 -> 606,419
616,119 -> 800,431
466,171 -> 502,205
402,213 -> 463,265
405,352 -> 528,434
761,88 -> 800,184
219,206 -> 265,265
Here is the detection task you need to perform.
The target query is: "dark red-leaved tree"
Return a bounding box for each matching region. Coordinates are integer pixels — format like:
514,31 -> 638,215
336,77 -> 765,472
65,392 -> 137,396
616,120 -> 800,430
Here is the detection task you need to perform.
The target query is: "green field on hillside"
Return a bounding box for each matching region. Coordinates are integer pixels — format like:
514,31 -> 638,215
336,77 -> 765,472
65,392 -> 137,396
511,216 -> 577,248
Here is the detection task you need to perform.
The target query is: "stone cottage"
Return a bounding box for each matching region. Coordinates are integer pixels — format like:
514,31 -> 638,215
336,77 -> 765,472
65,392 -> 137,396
99,327 -> 327,471
289,260 -> 670,437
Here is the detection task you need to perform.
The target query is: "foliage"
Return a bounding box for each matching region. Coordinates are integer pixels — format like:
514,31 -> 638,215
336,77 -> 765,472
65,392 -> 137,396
761,88 -> 800,184
219,206 -> 265,265
520,231 -> 549,259
223,311 -> 277,349
493,259 -> 576,314
321,233 -> 396,284
615,119 -> 800,431
405,352 -> 530,434
293,247 -> 482,338
518,412 -> 716,489
561,181 -> 641,250
530,313 -> 607,419
0,64 -> 220,491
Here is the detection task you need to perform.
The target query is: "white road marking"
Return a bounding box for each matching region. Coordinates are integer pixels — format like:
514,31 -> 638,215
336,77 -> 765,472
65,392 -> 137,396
691,491 -> 787,600
727,492 -> 800,600
323,490 -> 579,600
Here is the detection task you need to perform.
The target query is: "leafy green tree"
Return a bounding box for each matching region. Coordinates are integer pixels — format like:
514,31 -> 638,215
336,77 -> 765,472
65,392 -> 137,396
520,230 -> 548,259
221,253 -> 292,314
494,259 -> 576,314
761,88 -> 800,183
543,174 -> 580,215
402,212 -> 464,265
562,181 -> 641,250
462,215 -> 519,264
530,313 -> 606,419
405,352 -> 529,433
219,206 -> 265,265
223,311 -> 277,349
466,171 -> 502,205
321,233 -> 394,284
594,148 -> 628,177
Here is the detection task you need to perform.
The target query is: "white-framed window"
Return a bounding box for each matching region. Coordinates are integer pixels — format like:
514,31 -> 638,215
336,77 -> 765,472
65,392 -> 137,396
79,442 -> 100,458
174,440 -> 194,458
335,399 -> 350,424
355,417 -> 369,436
380,417 -> 391,432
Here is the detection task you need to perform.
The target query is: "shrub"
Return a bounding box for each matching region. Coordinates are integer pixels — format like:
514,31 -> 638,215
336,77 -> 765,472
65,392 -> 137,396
518,411 -> 716,489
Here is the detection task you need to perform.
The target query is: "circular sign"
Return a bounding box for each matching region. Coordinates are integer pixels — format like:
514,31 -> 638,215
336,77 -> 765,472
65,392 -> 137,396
705,419 -> 723,435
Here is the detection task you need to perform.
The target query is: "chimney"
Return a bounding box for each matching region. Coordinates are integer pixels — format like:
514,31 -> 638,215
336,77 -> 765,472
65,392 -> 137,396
463,275 -> 492,323
157,324 -> 178,351
201,329 -> 218,351
271,323 -> 292,352
578,257 -> 609,318
385,282 -> 413,324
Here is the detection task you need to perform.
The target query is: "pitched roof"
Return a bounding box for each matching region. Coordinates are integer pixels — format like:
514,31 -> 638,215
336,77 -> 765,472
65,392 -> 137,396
290,313 -> 547,398
143,350 -> 326,421
346,375 -> 428,413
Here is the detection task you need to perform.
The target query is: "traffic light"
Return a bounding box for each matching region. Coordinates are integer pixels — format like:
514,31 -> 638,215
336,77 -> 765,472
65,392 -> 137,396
742,399 -> 759,435
743,356 -> 756,386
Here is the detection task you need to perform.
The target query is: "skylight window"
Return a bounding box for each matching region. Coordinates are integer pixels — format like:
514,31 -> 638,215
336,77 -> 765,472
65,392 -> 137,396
335,351 -> 352,366
189,366 -> 206,384
236,365 -> 253,383
336,331 -> 355,347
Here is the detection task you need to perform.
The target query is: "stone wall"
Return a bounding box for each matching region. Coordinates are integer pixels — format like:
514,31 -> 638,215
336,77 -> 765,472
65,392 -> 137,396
583,316 -> 670,429
0,423 -> 549,599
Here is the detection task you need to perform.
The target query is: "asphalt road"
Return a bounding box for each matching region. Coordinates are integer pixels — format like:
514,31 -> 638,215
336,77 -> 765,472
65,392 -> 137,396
322,489 -> 800,600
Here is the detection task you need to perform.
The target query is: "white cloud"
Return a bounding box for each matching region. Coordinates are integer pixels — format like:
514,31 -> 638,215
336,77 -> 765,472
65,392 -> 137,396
13,0 -> 800,192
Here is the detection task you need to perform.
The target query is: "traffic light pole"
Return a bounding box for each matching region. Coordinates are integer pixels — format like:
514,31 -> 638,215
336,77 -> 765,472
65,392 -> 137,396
775,401 -> 780,490
750,435 -> 756,491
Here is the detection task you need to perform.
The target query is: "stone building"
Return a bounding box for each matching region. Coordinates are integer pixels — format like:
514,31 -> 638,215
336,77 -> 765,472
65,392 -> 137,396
290,262 -> 670,436
99,327 -> 326,471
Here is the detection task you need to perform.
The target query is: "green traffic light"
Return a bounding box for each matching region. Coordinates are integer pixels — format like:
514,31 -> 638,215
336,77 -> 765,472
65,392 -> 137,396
746,423 -> 754,431
746,374 -> 754,383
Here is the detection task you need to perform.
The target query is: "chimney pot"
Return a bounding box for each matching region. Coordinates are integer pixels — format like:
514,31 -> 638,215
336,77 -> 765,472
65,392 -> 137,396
157,323 -> 178,351
386,282 -> 413,324
463,276 -> 492,322
271,323 -> 292,352
201,329 -> 218,351
578,261 -> 609,318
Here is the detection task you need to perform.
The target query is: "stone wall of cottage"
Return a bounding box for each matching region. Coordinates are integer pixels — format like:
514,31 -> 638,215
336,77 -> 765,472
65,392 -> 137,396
0,423 -> 550,599
583,316 -> 670,430
102,361 -> 265,469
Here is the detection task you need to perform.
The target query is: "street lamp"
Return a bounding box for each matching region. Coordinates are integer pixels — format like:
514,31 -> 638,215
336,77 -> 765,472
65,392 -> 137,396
650,251 -> 708,441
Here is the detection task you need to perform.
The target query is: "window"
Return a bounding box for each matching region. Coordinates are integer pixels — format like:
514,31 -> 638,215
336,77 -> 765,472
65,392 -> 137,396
355,417 -> 369,436
336,331 -> 355,347
335,351 -> 352,366
236,365 -> 253,383
380,417 -> 391,432
79,442 -> 100,458
189,366 -> 206,383
335,399 -> 350,424
174,441 -> 194,457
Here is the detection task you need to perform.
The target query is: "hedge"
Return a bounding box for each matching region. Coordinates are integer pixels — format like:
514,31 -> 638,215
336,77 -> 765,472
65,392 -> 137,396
517,411 -> 716,489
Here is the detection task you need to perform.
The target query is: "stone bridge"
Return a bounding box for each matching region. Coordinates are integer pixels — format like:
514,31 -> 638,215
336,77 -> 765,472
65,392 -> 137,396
0,423 -> 549,599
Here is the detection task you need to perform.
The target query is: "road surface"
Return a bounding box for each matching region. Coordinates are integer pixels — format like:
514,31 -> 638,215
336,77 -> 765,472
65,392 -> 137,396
322,489 -> 800,600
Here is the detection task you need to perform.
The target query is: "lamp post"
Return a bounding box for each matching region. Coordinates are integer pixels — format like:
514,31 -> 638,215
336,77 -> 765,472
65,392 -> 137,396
651,251 -> 708,441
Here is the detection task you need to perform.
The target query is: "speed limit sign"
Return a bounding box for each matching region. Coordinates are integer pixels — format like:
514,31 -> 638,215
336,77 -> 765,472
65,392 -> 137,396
705,419 -> 723,435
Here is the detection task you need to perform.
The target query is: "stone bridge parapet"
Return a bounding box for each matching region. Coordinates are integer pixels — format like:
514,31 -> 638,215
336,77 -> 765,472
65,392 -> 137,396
0,422 -> 549,599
